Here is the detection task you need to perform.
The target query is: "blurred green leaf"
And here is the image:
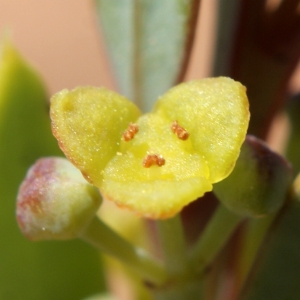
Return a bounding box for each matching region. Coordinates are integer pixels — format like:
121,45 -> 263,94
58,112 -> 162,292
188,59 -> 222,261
286,94 -> 300,173
0,41 -> 105,299
212,0 -> 241,76
214,135 -> 292,217
83,293 -> 118,300
95,0 -> 200,111
239,199 -> 300,300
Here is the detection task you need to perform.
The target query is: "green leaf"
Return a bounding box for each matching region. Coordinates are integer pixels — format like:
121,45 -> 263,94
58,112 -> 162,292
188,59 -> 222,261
286,94 -> 300,173
212,0 -> 241,76
95,0 -> 200,111
0,41 -> 105,299
239,199 -> 300,300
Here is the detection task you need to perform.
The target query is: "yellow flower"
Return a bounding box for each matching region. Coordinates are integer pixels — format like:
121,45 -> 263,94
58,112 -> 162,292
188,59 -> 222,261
50,77 -> 249,219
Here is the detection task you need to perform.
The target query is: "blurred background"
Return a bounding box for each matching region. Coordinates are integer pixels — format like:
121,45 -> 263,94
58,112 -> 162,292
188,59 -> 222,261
0,0 -> 219,96
1,1 -> 300,96
2,0 -> 299,97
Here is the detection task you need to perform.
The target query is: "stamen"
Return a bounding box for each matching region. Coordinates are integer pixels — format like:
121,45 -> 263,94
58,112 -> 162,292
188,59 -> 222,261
122,123 -> 139,141
143,154 -> 165,168
171,120 -> 189,140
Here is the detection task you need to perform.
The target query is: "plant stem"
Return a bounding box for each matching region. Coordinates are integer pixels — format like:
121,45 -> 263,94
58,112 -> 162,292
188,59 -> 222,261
237,213 -> 276,288
189,204 -> 243,274
152,279 -> 205,300
80,216 -> 167,286
156,214 -> 188,276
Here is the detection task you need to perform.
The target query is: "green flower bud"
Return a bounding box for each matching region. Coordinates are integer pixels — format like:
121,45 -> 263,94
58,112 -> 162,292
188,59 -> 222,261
16,157 -> 102,240
214,135 -> 293,217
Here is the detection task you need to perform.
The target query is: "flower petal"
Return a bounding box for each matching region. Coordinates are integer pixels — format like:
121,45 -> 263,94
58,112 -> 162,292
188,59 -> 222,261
102,178 -> 212,219
50,87 -> 141,186
101,113 -> 212,219
154,77 -> 250,183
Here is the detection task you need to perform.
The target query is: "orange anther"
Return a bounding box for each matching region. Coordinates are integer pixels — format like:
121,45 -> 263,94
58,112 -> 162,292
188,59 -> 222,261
143,154 -> 165,168
171,120 -> 189,140
122,123 -> 139,141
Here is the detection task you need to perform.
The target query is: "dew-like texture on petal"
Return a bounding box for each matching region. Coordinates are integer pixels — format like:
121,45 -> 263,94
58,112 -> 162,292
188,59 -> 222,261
50,87 -> 141,186
154,77 -> 250,183
101,113 -> 212,219
16,157 -> 102,240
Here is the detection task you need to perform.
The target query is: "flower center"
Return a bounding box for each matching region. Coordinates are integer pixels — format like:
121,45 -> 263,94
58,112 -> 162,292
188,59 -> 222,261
121,119 -> 191,169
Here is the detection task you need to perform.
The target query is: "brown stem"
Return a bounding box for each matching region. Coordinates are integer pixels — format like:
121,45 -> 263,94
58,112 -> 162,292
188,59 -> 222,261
176,0 -> 202,84
228,0 -> 300,139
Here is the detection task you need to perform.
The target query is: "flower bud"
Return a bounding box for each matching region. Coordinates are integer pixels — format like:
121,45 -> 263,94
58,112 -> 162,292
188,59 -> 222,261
214,135 -> 293,217
16,157 -> 102,240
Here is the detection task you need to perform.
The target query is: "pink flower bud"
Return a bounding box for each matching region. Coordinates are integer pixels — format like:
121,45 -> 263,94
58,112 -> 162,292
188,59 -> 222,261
16,157 -> 102,240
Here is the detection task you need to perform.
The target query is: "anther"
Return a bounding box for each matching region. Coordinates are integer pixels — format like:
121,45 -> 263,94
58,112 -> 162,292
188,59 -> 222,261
122,123 -> 139,141
171,120 -> 189,140
143,154 -> 165,168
